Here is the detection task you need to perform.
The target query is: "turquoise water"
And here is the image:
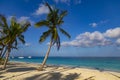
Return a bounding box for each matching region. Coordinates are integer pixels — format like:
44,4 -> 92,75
10,57 -> 120,72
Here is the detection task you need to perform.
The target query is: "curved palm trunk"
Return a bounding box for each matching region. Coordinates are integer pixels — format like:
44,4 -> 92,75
2,48 -> 10,70
38,40 -> 52,71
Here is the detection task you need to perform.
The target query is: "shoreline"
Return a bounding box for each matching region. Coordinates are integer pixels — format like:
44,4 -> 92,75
10,60 -> 120,73
0,61 -> 120,80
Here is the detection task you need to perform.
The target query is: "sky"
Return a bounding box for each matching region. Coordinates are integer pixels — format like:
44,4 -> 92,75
0,0 -> 120,57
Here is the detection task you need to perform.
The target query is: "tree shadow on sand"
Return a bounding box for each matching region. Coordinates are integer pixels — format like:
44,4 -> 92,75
0,76 -> 4,78
6,67 -> 36,72
108,73 -> 120,79
64,73 -> 81,80
84,76 -> 95,80
25,72 -> 80,80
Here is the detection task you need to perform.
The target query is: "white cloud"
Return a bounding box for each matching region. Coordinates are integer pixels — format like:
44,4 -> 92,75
89,20 -> 108,28
89,22 -> 98,27
34,4 -> 49,15
116,38 -> 120,44
104,27 -> 120,38
61,27 -> 120,47
18,16 -> 34,26
7,16 -> 14,21
18,16 -> 30,22
25,43 -> 31,47
116,38 -> 120,46
7,16 -> 34,26
76,31 -> 104,41
62,31 -> 112,47
53,0 -> 81,5
54,0 -> 70,3
46,27 -> 120,48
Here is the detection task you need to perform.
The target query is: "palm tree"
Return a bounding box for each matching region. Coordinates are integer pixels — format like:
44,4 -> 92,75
35,3 -> 70,71
0,14 -> 5,57
0,14 -> 30,69
0,14 -> 7,64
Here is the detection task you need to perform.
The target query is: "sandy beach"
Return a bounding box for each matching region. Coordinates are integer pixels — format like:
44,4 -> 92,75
0,62 -> 120,80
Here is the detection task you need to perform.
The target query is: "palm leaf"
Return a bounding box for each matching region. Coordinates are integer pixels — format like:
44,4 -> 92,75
59,28 -> 71,39
52,34 -> 60,50
10,16 -> 17,27
0,14 -> 8,29
22,21 -> 31,32
39,29 -> 51,43
45,2 -> 53,12
35,3 -> 70,51
18,35 -> 25,44
0,35 -> 8,41
56,35 -> 60,50
35,20 -> 49,27
14,39 -> 18,48
58,11 -> 67,24
11,45 -> 18,50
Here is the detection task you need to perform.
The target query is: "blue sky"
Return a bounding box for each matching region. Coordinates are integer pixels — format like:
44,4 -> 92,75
0,0 -> 120,57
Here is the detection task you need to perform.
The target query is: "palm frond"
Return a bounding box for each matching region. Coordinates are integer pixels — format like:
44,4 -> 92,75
12,46 -> 18,50
35,3 -> 70,51
18,35 -> 25,44
22,21 -> 31,32
10,16 -> 17,27
35,20 -> 49,27
14,39 -> 18,48
56,35 -> 60,50
39,29 -> 51,43
0,35 -> 8,41
0,14 -> 8,29
45,2 -> 53,12
52,34 -> 60,50
57,11 -> 67,24
59,27 -> 71,39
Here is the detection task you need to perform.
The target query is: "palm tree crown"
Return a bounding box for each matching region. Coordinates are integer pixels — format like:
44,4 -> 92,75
0,15 -> 30,50
0,14 -> 30,69
35,3 -> 70,50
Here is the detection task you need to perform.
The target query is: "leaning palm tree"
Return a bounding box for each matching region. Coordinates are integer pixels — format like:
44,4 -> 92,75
35,3 -> 70,71
0,15 -> 5,57
0,15 -> 30,69
0,14 -> 8,64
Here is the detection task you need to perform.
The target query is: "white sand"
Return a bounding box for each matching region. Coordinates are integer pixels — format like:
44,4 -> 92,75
0,62 -> 120,80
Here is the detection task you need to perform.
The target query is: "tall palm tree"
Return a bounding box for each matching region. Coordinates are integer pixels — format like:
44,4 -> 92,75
0,14 -> 30,69
35,3 -> 70,71
0,14 -> 7,63
0,15 -> 5,57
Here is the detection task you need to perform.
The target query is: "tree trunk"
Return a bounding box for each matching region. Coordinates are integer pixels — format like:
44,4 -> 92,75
37,40 -> 52,71
2,48 -> 10,70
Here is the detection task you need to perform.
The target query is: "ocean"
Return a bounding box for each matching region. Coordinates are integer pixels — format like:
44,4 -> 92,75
10,57 -> 120,72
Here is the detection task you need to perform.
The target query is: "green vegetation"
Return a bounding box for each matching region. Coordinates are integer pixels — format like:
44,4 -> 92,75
0,2 -> 70,70
0,14 -> 30,69
35,3 -> 70,71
